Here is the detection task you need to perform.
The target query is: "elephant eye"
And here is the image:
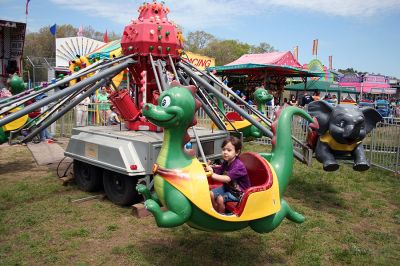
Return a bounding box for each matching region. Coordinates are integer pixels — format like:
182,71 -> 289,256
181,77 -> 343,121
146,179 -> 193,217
337,120 -> 345,127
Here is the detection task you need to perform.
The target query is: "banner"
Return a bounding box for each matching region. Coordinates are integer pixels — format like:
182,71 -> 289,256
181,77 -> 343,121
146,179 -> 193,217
50,24 -> 57,36
183,51 -> 215,70
77,25 -> 83,37
25,0 -> 31,15
293,46 -> 298,61
312,39 -> 318,56
329,55 -> 332,70
103,30 -> 108,43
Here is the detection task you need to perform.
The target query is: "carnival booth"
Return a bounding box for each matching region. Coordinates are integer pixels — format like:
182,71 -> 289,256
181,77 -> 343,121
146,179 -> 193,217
339,74 -> 394,100
0,20 -> 26,89
284,81 -> 359,104
209,51 -> 323,99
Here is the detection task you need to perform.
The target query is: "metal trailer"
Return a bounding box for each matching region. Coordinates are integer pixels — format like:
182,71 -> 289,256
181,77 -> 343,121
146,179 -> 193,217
65,125 -> 228,205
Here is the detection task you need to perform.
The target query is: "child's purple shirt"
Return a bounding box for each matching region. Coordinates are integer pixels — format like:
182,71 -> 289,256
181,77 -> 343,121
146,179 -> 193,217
213,157 -> 251,192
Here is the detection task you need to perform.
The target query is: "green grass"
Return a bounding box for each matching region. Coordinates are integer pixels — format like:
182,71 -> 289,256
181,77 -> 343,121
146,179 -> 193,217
0,144 -> 399,265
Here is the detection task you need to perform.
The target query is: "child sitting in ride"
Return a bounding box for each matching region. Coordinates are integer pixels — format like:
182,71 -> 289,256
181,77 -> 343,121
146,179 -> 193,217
206,136 -> 251,214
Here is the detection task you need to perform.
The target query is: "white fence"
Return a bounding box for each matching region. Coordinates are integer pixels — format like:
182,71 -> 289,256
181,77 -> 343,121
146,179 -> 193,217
52,104 -> 399,174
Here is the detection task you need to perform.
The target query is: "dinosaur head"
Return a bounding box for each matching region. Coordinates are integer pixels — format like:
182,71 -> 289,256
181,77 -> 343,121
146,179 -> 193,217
253,87 -> 273,105
143,81 -> 201,143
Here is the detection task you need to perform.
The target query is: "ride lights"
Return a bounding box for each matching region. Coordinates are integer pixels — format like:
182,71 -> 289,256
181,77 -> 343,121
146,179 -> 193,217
140,71 -> 147,104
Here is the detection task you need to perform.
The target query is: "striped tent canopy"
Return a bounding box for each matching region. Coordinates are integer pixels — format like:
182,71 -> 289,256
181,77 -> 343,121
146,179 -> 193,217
87,40 -> 122,60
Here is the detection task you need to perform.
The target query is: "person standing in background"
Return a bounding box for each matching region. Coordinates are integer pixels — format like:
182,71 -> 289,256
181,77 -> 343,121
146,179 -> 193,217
75,95 -> 91,126
312,91 -> 320,101
96,87 -> 110,125
301,92 -> 314,108
288,94 -> 298,106
330,94 -> 338,107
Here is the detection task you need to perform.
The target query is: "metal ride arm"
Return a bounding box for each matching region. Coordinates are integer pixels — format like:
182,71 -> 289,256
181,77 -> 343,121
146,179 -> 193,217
188,74 -> 240,134
201,65 -> 312,162
0,59 -> 104,113
176,70 -> 226,130
8,86 -> 85,143
178,62 -> 274,139
178,62 -> 309,163
21,79 -> 107,143
0,58 -> 136,128
181,60 -> 272,126
0,53 -> 136,114
149,54 -> 163,93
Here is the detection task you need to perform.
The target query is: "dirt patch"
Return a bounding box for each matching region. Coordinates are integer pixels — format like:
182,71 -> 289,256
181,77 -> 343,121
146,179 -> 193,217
0,145 -> 50,181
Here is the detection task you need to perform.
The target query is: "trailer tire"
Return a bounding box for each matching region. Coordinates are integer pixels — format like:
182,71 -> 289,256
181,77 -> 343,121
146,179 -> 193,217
73,160 -> 103,192
103,170 -> 138,206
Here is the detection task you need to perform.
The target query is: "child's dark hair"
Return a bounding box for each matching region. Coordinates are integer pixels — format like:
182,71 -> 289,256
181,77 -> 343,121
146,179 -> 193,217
221,136 -> 242,153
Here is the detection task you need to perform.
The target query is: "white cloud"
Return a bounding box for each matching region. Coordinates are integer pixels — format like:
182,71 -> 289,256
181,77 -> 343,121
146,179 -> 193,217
50,0 -> 400,30
266,0 -> 400,17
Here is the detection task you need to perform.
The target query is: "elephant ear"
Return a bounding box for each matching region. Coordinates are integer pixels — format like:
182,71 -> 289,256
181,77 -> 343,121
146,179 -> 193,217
361,107 -> 383,133
307,100 -> 334,134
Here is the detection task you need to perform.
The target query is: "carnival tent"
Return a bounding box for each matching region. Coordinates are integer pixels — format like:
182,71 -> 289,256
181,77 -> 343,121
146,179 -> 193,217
210,51 -> 323,78
87,40 -> 122,60
285,80 -> 359,94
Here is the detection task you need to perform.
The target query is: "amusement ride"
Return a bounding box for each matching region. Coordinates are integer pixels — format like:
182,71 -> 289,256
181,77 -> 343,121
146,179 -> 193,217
0,1 -> 382,234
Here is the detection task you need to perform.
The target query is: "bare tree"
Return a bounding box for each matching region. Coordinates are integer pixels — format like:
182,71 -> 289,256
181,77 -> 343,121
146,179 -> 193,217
249,42 -> 277,54
185,31 -> 216,53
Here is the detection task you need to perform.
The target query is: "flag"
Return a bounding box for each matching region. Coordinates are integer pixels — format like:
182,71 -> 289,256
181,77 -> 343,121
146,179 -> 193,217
293,46 -> 298,61
103,30 -> 108,43
312,39 -> 318,56
25,0 -> 31,15
50,24 -> 57,36
77,25 -> 83,37
329,55 -> 333,70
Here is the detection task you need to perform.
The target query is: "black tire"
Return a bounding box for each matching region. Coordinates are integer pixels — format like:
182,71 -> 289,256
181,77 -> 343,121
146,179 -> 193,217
73,160 -> 103,192
103,170 -> 138,206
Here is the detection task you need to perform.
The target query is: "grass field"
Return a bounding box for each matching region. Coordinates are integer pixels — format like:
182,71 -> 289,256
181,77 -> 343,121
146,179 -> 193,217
0,143 -> 399,265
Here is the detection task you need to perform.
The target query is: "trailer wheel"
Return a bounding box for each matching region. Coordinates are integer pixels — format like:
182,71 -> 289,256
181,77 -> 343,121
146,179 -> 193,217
103,170 -> 138,206
73,160 -> 103,192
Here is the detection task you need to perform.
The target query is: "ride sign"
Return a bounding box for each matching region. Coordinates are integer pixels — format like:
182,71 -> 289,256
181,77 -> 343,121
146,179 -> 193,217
183,51 -> 215,70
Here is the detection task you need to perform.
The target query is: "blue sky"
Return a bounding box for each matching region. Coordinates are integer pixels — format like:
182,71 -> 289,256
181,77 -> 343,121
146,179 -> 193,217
1,0 -> 400,78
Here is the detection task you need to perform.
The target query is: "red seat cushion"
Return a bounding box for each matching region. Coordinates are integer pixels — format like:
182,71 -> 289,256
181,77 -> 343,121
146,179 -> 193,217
225,111 -> 243,121
225,152 -> 273,216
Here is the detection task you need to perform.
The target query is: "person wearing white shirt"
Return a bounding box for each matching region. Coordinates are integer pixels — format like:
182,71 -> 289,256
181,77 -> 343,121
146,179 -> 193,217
75,96 -> 91,126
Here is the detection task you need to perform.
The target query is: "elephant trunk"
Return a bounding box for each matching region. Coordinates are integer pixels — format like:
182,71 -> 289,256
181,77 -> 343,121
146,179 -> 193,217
343,124 -> 361,139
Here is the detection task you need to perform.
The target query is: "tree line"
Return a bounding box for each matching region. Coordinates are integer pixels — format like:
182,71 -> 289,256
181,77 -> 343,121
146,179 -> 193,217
23,25 -> 276,67
23,24 -> 374,83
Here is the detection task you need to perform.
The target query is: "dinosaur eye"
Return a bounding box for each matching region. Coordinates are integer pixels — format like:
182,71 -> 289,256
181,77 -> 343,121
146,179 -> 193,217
161,96 -> 171,108
338,120 -> 345,127
261,92 -> 266,96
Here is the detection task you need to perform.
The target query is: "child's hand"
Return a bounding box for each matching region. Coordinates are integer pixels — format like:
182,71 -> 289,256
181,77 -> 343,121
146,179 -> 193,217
205,165 -> 214,175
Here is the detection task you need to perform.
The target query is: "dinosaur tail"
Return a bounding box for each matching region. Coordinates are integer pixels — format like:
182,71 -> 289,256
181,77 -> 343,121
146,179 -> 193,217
270,106 -> 316,195
249,199 -> 305,233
